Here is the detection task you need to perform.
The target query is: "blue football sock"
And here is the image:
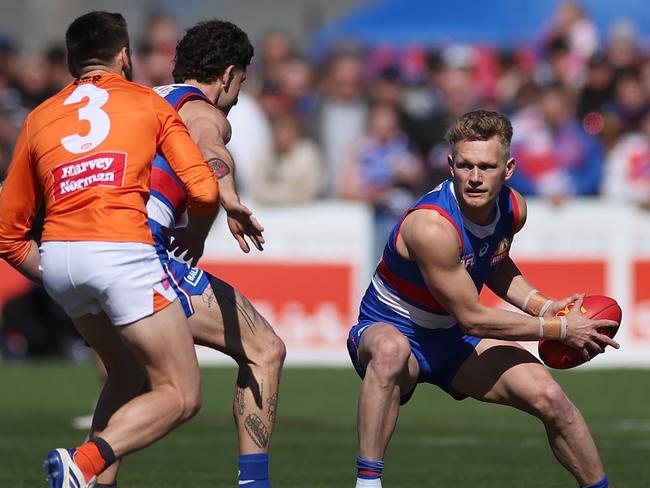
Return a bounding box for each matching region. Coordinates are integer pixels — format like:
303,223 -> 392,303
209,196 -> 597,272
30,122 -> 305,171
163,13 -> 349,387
356,456 -> 384,480
582,474 -> 609,488
238,453 -> 270,488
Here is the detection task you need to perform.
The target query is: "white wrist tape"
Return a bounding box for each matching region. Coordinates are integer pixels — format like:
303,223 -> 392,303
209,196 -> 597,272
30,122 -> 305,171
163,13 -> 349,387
559,315 -> 568,341
522,289 -> 539,313
538,299 -> 553,317
538,316 -> 545,339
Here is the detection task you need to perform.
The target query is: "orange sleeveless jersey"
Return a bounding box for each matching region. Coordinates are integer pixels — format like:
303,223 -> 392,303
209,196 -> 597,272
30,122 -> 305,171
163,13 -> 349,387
0,72 -> 218,267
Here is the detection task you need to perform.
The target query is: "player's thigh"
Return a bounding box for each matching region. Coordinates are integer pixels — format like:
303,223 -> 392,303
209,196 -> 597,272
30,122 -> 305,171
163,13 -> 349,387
451,338 -> 556,411
118,300 -> 200,393
188,274 -> 281,362
73,312 -> 141,375
357,322 -> 419,388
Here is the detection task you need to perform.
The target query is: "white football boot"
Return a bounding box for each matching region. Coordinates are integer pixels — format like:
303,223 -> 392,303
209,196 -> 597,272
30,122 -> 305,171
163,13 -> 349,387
44,448 -> 97,488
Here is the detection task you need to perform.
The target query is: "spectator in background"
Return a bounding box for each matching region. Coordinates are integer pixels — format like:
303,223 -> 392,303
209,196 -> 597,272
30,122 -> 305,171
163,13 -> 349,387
606,20 -> 640,71
577,52 -> 615,120
44,44 -> 72,92
252,111 -> 324,204
535,37 -> 582,91
640,58 -> 650,102
227,90 -> 273,197
14,54 -> 53,108
538,1 -> 598,91
0,34 -> 17,80
338,102 -> 423,259
258,81 -> 295,118
312,51 -> 368,196
546,1 -> 599,62
495,49 -> 532,114
510,83 -> 604,203
257,29 -> 294,93
13,44 -> 72,109
133,13 -> 179,86
608,67 -> 650,136
278,55 -> 318,122
603,109 -> 650,208
423,48 -> 481,190
398,50 -> 444,143
0,37 -> 28,178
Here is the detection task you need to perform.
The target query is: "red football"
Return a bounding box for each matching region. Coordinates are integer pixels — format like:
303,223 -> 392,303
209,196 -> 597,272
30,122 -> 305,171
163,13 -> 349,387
538,295 -> 622,369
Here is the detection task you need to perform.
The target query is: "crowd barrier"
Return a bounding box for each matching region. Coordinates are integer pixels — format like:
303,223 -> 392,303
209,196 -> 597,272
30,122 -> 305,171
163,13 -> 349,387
1,199 -> 648,367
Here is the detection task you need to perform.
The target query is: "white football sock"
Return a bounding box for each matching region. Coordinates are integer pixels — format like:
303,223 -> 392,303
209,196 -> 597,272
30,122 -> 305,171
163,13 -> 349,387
356,478 -> 382,488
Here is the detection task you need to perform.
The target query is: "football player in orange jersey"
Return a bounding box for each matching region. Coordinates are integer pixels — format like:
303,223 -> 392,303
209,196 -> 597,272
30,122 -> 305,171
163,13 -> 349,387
95,20 -> 285,488
0,11 -> 221,488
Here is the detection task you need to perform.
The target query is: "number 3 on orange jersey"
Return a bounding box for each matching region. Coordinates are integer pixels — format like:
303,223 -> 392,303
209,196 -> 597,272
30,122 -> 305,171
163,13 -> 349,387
61,84 -> 111,154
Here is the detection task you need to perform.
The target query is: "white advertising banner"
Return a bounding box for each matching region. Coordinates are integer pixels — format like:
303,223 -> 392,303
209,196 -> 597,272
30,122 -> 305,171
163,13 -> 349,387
0,199 -> 648,367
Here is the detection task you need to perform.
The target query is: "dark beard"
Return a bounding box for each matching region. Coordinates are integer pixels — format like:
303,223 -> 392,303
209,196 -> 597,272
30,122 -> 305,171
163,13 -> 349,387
123,50 -> 134,81
123,64 -> 133,81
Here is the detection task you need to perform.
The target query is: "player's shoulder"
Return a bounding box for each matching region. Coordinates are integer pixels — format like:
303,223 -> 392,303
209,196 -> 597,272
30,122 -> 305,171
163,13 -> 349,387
401,206 -> 462,252
177,95 -> 230,141
398,208 -> 462,265
28,81 -> 76,117
505,185 -> 527,233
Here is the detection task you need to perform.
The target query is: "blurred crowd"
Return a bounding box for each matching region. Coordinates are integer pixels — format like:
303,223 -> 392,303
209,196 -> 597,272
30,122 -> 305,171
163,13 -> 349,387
1,6 -> 650,229
3,2 -> 650,357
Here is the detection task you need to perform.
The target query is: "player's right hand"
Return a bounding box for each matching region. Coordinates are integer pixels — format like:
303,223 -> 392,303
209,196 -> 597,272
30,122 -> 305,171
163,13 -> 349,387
222,198 -> 265,253
562,295 -> 620,360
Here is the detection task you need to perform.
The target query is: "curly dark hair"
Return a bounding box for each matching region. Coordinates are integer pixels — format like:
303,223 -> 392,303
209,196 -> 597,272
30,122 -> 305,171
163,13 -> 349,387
173,20 -> 254,84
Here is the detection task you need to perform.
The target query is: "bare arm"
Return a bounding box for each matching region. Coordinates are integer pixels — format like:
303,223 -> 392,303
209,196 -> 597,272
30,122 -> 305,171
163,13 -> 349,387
400,209 -> 619,357
14,240 -> 42,284
179,100 -> 264,253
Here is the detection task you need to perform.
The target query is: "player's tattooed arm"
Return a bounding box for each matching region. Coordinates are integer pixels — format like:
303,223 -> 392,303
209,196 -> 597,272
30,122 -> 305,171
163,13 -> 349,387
207,157 -> 231,180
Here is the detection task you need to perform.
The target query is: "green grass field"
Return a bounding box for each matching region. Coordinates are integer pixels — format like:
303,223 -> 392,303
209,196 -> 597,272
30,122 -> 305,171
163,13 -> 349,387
1,363 -> 649,487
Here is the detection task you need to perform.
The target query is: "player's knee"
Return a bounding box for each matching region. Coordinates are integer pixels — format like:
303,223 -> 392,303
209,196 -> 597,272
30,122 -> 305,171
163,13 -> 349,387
246,319 -> 286,369
266,332 -> 286,368
177,386 -> 202,422
531,381 -> 574,422
369,335 -> 411,380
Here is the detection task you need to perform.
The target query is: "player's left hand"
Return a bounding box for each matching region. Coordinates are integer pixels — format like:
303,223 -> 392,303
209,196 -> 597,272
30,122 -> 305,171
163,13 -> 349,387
222,198 -> 265,253
543,293 -> 583,317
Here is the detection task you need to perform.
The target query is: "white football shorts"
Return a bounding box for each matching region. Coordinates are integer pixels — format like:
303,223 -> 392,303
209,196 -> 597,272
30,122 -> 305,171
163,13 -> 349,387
40,241 -> 177,326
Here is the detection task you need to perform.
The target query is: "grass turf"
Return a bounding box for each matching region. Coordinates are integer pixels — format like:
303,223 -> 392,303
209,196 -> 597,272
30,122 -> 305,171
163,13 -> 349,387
0,362 -> 649,487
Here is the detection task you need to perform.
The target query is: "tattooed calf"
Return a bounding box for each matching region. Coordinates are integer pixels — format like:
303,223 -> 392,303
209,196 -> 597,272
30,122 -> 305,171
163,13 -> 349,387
244,414 -> 269,449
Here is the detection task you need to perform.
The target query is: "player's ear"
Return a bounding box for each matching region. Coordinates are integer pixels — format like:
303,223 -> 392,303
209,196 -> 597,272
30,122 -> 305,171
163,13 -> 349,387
117,47 -> 130,72
505,157 -> 516,180
222,65 -> 235,90
447,154 -> 455,177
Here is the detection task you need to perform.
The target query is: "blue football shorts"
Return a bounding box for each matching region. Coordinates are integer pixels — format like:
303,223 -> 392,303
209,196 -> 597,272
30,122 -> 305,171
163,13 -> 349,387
347,315 -> 481,404
162,258 -> 212,317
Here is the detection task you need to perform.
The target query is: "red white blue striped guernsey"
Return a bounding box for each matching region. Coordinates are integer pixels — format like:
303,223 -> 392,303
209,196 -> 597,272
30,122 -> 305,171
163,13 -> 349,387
147,84 -> 213,262
358,179 -> 520,331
